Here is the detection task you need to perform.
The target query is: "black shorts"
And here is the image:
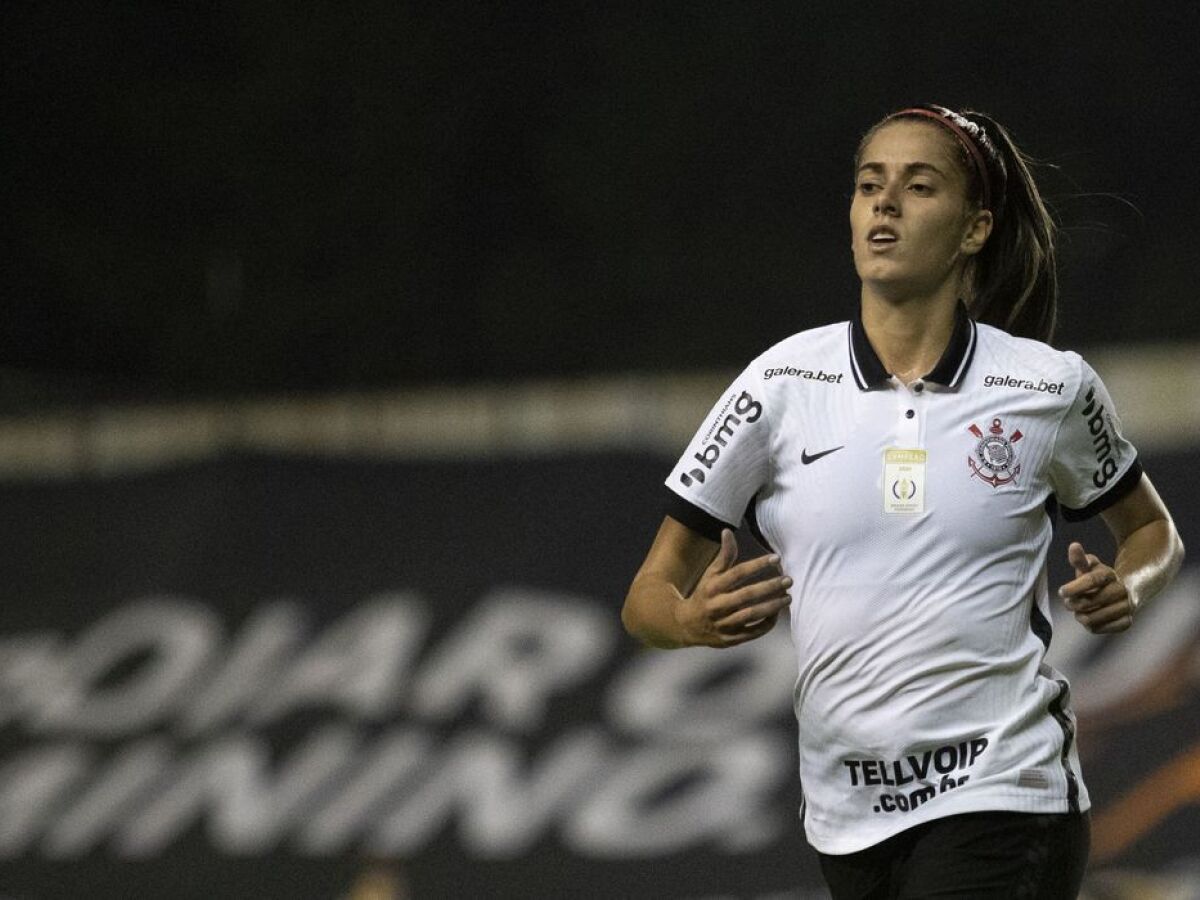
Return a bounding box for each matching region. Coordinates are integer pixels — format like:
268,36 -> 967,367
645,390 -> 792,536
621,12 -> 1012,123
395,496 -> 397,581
817,810 -> 1090,900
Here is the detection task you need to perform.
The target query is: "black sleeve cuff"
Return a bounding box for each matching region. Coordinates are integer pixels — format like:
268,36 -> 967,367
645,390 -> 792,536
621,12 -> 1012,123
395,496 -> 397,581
663,487 -> 737,542
1060,457 -> 1144,522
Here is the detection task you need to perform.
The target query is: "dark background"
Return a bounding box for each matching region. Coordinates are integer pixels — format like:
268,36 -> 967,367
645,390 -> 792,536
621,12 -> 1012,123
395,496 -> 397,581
3,3 -> 1197,403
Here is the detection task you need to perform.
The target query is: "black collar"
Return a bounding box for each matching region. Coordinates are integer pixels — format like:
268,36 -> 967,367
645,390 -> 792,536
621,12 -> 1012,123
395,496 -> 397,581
847,302 -> 978,390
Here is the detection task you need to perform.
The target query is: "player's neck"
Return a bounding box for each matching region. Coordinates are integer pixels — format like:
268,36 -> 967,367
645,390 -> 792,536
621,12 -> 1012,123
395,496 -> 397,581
859,289 -> 959,385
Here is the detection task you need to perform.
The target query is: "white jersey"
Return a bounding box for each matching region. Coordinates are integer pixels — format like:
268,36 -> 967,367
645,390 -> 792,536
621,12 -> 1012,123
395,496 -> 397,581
664,306 -> 1142,854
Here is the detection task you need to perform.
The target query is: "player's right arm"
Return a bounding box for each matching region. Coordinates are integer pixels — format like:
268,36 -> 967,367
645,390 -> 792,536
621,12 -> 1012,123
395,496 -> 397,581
622,517 -> 792,649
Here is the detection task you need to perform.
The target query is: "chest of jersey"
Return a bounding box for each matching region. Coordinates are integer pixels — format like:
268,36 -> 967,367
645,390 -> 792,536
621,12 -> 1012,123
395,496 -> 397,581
758,379 -> 1061,571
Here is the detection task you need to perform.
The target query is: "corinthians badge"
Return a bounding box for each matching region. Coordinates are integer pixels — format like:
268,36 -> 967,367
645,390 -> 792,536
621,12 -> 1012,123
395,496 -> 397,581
967,417 -> 1023,488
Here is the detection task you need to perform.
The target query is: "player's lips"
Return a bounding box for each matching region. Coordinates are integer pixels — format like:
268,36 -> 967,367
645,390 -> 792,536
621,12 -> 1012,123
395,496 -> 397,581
867,226 -> 898,244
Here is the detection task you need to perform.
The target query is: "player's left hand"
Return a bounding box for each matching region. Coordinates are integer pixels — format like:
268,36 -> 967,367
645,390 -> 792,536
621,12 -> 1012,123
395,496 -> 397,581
1058,541 -> 1136,634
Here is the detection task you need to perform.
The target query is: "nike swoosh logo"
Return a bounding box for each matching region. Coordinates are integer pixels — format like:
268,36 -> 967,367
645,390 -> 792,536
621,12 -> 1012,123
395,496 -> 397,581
801,446 -> 844,465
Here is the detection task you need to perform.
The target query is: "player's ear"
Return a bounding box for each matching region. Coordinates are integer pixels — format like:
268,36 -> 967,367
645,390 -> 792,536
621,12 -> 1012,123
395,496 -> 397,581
961,209 -> 993,256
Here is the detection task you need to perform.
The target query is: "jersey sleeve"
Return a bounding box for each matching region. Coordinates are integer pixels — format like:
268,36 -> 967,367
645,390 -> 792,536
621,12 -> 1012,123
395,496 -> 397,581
663,364 -> 771,540
1048,356 -> 1143,521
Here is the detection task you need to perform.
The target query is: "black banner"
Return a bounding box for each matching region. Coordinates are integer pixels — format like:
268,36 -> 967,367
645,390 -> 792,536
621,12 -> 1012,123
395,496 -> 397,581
0,450 -> 1196,899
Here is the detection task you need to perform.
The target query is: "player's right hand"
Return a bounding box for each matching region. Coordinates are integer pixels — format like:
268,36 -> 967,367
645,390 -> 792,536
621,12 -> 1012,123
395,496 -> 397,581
674,529 -> 792,647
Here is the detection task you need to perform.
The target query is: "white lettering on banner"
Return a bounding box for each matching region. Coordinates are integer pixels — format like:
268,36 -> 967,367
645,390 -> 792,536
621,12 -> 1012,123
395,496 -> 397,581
368,729 -> 608,858
605,626 -> 794,738
44,739 -> 173,858
116,727 -> 358,857
31,598 -> 219,737
564,735 -> 790,857
0,576 -> 1194,863
0,745 -> 91,855
180,602 -> 307,735
297,728 -> 434,854
410,589 -> 614,731
248,595 -> 428,725
0,635 -> 61,728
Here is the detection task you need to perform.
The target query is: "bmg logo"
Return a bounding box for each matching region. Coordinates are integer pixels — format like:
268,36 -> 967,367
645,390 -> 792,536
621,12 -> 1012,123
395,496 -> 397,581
680,391 -> 762,487
1081,385 -> 1118,488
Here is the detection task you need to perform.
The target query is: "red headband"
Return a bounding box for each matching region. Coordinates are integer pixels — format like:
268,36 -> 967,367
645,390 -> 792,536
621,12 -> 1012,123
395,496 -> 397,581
892,107 -> 993,212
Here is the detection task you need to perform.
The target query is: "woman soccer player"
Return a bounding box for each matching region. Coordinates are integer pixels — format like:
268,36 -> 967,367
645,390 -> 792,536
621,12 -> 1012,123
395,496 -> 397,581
622,104 -> 1185,899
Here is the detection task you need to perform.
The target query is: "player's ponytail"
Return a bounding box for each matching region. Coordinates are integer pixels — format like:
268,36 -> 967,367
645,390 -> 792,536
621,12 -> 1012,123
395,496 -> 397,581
959,110 -> 1059,344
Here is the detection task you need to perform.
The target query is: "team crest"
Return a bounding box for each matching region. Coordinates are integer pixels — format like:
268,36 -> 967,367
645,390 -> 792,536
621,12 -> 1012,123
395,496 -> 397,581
967,417 -> 1023,488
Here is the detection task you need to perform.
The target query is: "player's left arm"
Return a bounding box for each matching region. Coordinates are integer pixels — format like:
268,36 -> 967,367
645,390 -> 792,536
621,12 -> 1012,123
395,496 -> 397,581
1059,474 -> 1185,634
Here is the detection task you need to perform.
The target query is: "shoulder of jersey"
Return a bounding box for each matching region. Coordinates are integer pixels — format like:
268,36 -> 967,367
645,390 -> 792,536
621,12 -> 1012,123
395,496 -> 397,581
973,322 -> 1084,389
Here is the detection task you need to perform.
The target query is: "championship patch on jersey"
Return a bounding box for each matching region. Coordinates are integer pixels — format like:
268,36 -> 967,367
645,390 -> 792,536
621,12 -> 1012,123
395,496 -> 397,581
967,417 -> 1023,488
883,447 -> 926,514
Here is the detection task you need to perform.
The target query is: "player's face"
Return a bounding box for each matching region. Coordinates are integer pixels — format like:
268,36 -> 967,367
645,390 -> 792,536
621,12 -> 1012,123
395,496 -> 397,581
850,120 -> 992,300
